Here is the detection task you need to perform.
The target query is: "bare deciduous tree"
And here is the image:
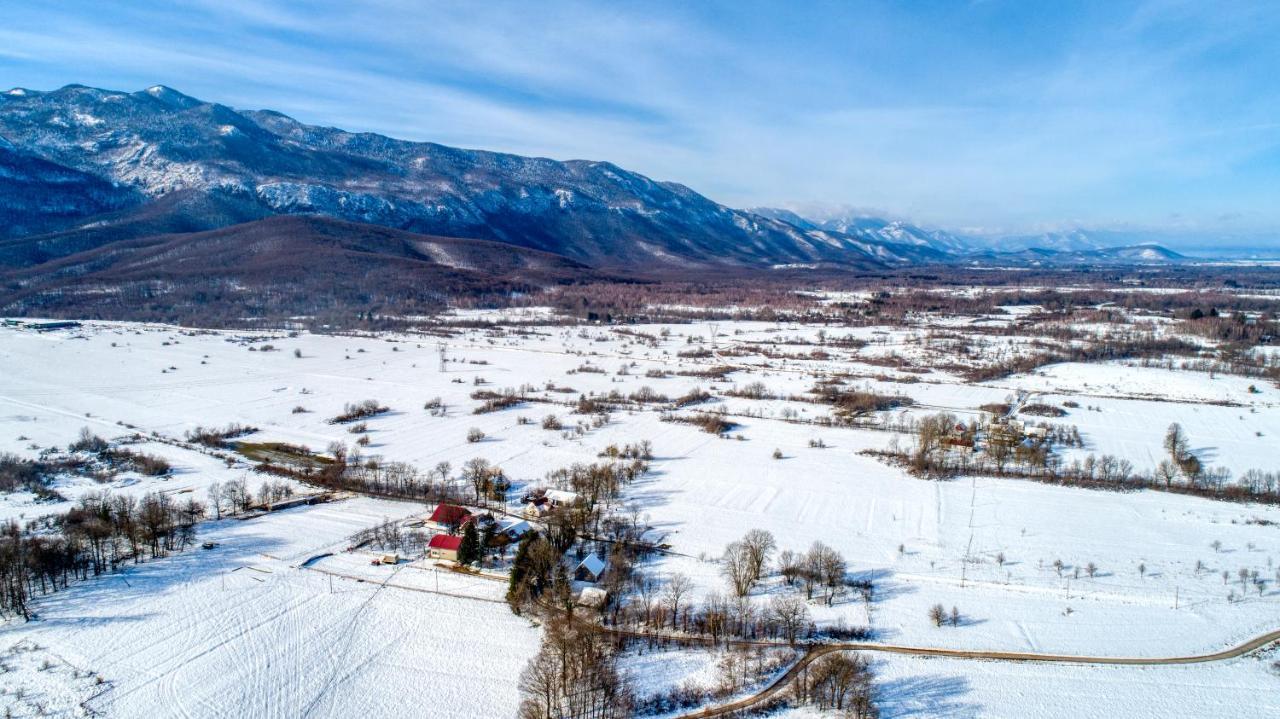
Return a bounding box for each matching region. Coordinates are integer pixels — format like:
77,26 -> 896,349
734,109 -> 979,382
721,541 -> 755,597
662,573 -> 693,630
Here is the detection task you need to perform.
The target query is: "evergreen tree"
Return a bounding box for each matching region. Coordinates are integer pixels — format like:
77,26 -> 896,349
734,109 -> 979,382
458,521 -> 480,566
507,532 -> 536,597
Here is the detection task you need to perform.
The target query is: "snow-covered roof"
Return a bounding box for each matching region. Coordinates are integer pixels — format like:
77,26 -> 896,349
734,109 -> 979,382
575,554 -> 607,578
500,519 -> 531,537
544,489 -> 579,505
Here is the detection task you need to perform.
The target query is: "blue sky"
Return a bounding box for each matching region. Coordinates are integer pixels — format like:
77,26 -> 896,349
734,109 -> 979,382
3,0 -> 1278,238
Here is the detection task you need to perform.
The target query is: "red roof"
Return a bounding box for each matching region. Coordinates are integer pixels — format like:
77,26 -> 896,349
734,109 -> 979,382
429,503 -> 472,526
428,534 -> 462,551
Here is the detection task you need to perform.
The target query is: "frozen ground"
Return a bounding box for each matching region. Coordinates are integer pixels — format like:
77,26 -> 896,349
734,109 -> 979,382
0,496 -> 539,718
2,317 -> 1278,717
777,649 -> 1280,719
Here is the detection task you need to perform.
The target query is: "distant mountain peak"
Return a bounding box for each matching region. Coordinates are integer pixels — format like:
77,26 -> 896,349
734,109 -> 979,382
138,84 -> 202,109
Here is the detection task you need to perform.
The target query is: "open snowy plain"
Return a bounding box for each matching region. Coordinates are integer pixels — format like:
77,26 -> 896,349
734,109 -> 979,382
1,306 -> 1278,718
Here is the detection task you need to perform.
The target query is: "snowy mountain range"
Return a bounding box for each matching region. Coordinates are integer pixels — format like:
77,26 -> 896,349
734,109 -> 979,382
0,84 -> 953,271
0,82 -> 1204,287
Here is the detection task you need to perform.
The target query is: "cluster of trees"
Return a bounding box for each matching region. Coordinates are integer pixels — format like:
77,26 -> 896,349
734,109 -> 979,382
721,529 -> 776,596
459,457 -> 510,506
633,645 -> 796,716
810,384 -> 914,416
205,477 -> 256,517
472,389 -> 523,414
659,411 -> 736,435
724,381 -> 775,400
205,477 -> 295,519
790,652 -> 878,718
507,530 -> 572,612
2,430 -> 174,499
963,334 -> 1203,382
185,423 -> 258,448
328,399 -> 389,424
613,573 -> 817,646
2,490 -> 203,619
928,603 -> 962,627
877,412 -> 1279,505
0,453 -> 56,497
257,447 -> 474,508
605,530 -> 868,647
597,441 -> 653,461
350,518 -> 429,556
777,541 -> 849,605
518,615 -> 632,719
546,460 -> 649,520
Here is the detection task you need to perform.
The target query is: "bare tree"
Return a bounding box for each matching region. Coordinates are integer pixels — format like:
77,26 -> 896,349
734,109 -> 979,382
741,528 -> 777,581
721,541 -> 756,597
803,541 -> 846,604
769,594 -> 811,645
778,549 -> 802,586
1164,423 -> 1189,462
1155,459 -> 1179,489
929,603 -> 946,627
206,481 -> 223,520
662,573 -> 694,630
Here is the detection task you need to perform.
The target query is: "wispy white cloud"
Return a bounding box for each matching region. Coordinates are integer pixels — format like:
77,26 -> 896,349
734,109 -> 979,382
1,0 -> 1277,236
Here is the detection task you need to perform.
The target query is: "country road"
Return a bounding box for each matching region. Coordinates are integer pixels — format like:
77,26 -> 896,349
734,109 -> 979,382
302,566 -> 1280,717
667,626 -> 1280,718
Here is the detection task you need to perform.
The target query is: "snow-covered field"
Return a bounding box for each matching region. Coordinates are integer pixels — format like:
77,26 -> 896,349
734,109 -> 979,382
0,496 -> 538,718
2,316 -> 1278,717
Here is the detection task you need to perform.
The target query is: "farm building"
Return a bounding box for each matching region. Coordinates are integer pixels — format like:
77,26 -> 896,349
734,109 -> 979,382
544,489 -> 579,507
574,554 -> 607,583
427,534 -> 462,562
521,488 -> 581,518
498,519 -> 532,541
427,503 -> 473,532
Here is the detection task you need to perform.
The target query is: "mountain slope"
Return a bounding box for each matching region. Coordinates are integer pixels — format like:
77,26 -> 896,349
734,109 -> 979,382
0,215 -> 601,322
750,207 -> 974,255
0,137 -> 139,239
0,84 -> 940,269
965,243 -> 1185,265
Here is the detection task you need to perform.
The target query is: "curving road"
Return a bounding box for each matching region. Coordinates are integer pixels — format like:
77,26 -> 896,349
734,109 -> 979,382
666,627 -> 1280,718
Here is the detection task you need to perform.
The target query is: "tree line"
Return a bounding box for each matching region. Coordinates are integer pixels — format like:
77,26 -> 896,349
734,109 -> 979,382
1,489 -> 203,619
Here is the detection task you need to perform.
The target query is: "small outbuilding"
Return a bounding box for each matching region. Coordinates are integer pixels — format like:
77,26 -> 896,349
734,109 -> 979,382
499,518 -> 532,541
543,489 -> 580,507
574,554 -> 608,583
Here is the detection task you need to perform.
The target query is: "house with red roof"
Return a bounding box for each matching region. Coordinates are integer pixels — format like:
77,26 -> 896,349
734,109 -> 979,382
427,534 -> 462,562
427,503 -> 473,532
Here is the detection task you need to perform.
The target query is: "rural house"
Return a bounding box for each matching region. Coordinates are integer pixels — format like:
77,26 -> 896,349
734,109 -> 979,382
427,534 -> 462,562
427,503 -> 473,532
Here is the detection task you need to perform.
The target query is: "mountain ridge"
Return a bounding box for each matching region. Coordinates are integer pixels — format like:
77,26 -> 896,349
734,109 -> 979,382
0,83 -> 947,270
